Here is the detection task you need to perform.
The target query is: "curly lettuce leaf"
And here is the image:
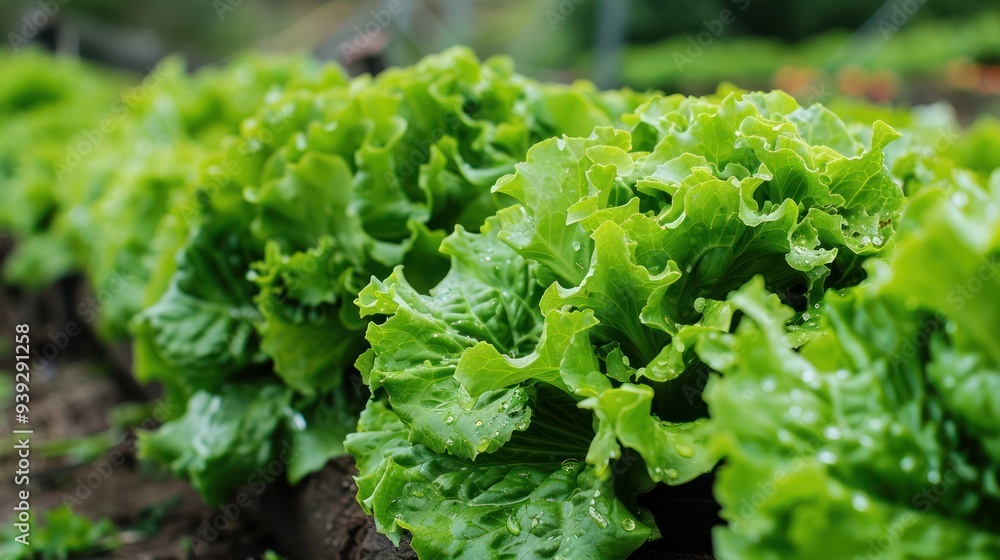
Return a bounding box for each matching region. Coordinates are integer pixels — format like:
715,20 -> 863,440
357,220 -> 542,460
139,383 -> 292,504
346,400 -> 650,560
356,90 -> 905,559
135,218 -> 266,389
701,172 -> 1000,558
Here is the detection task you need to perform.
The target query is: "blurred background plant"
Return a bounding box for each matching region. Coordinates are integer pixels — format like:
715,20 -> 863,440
1,0 -> 997,110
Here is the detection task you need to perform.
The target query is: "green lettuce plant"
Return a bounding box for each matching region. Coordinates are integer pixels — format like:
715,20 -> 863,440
348,90 -> 905,558
136,47 -> 650,502
0,49 -> 329,341
702,169 -> 1000,558
78,53 -> 331,339
0,49 -> 124,284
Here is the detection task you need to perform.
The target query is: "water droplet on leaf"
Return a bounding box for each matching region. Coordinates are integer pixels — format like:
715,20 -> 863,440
506,516 -> 521,535
851,492 -> 869,512
587,507 -> 609,529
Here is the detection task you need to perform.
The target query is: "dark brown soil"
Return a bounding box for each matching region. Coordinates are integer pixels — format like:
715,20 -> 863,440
0,360 -> 279,560
260,457 -> 416,560
0,269 -> 280,559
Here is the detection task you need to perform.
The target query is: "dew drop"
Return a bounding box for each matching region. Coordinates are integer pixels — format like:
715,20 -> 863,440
622,518 -> 636,531
474,419 -> 483,427
951,191 -> 969,208
664,468 -> 679,479
572,241 -> 582,251
506,516 -> 521,535
587,507 -> 609,529
761,378 -> 777,393
851,492 -> 870,512
445,415 -> 455,425
676,445 -> 695,458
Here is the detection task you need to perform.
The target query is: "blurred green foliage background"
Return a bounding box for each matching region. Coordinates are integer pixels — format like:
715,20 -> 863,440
0,2 -> 995,72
